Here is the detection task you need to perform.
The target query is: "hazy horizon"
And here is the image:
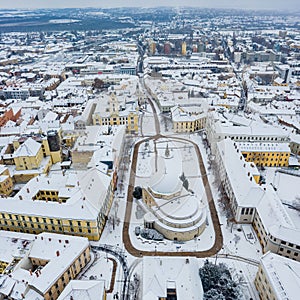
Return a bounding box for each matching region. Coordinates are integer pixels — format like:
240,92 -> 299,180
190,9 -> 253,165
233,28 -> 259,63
0,0 -> 299,11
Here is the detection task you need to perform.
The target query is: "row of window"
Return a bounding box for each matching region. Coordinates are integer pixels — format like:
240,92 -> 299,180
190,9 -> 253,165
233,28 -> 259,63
245,152 -> 289,157
255,275 -> 275,300
280,240 -> 300,250
0,213 -> 96,227
241,207 -> 254,215
278,247 -> 299,257
225,136 -> 286,142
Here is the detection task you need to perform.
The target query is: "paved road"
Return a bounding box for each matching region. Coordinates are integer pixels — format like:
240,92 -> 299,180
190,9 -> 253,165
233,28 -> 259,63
122,134 -> 223,258
121,78 -> 223,257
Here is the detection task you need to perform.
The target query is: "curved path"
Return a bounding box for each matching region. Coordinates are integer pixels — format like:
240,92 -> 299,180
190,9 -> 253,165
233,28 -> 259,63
217,254 -> 259,267
106,257 -> 118,294
122,134 -> 223,258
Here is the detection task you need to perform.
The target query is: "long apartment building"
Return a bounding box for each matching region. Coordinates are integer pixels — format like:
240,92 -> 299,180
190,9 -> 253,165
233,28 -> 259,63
0,167 -> 115,241
206,110 -> 290,155
216,138 -> 300,261
255,252 -> 300,300
237,142 -> 290,167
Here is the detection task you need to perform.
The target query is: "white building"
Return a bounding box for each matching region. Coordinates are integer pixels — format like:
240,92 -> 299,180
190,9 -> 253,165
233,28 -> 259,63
255,252 -> 300,300
57,280 -> 106,300
142,257 -> 203,300
141,140 -> 207,241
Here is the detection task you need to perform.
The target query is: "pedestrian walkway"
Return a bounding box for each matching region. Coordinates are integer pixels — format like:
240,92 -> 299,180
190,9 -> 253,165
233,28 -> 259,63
122,134 -> 224,258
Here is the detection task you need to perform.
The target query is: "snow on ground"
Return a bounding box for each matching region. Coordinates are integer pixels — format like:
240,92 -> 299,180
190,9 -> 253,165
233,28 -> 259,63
193,133 -> 263,262
80,251 -> 123,300
129,137 -> 216,252
129,198 -> 215,253
199,257 -> 260,300
93,106 -> 263,299
80,252 -> 114,289
139,109 -> 157,136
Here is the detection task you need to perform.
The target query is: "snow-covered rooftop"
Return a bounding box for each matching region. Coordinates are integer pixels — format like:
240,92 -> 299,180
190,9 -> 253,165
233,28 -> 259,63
57,280 -> 105,300
0,167 -> 111,220
260,252 -> 300,300
142,257 -> 203,300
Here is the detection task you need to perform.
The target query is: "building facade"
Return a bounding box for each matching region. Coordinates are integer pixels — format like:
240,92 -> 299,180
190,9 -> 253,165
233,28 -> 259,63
0,231 -> 91,300
255,252 -> 300,300
238,142 -> 290,167
0,168 -> 115,241
92,93 -> 139,134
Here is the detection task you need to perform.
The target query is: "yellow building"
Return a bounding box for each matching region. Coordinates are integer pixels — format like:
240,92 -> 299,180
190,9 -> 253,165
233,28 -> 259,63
181,41 -> 187,56
255,252 -> 300,300
92,93 -> 139,134
57,280 -> 106,300
0,165 -> 13,196
0,167 -> 116,241
238,142 -> 290,167
13,137 -> 44,171
12,137 -> 53,183
0,231 -> 91,300
149,41 -> 156,55
171,105 -> 206,133
62,132 -> 78,148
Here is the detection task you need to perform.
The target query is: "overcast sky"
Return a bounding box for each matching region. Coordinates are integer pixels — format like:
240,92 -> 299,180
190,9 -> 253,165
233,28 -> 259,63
0,0 -> 298,11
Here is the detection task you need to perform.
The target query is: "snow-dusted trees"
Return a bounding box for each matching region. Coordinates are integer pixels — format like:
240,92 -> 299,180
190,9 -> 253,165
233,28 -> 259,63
132,186 -> 142,199
199,260 -> 240,300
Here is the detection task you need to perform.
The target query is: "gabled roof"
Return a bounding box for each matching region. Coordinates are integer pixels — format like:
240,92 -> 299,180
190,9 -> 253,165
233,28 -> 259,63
13,137 -> 41,158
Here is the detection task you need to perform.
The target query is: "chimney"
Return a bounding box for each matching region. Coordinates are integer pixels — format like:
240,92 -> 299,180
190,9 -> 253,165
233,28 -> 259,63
56,250 -> 60,257
27,188 -> 30,193
19,195 -> 23,200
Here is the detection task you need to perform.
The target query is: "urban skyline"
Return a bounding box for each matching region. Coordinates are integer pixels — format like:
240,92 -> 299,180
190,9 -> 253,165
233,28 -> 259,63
0,0 -> 299,10
0,5 -> 299,300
